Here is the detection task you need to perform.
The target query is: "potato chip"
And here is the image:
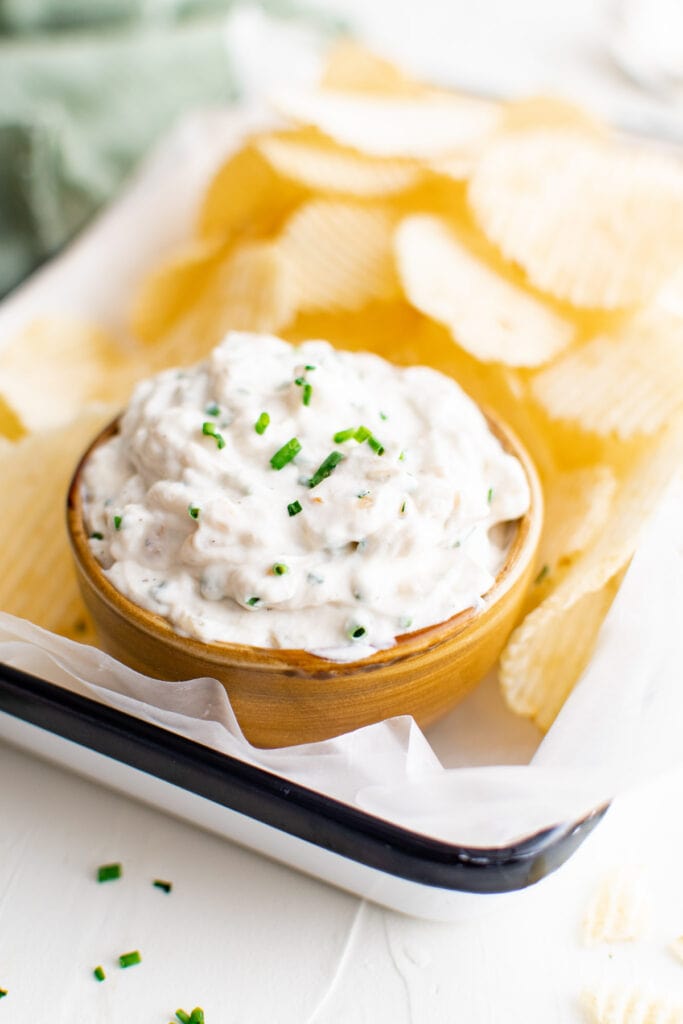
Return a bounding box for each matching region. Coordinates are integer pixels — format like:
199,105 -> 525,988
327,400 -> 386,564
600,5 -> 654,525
0,406 -> 116,637
583,866 -> 650,945
500,419 -> 683,727
274,88 -> 502,159
395,215 -> 574,366
500,95 -> 606,136
582,984 -> 683,1024
0,319 -> 135,433
0,395 -> 24,441
320,39 -> 425,96
468,131 -> 683,308
129,237 -> 226,344
255,135 -> 421,197
198,144 -> 306,242
531,310 -> 683,439
278,200 -> 399,313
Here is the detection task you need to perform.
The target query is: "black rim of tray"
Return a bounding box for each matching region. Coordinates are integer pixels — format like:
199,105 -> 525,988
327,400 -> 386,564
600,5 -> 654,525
0,661 -> 606,895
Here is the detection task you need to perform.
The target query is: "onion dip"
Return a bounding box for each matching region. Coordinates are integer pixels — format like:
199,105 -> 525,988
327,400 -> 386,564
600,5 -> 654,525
81,332 -> 530,659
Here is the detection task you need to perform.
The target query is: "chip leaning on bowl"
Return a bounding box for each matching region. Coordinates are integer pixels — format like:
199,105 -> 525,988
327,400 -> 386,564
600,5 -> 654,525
1,42 -> 682,739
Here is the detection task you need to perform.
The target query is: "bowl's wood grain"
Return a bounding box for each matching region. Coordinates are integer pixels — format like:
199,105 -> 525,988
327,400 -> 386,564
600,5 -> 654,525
67,412 -> 542,748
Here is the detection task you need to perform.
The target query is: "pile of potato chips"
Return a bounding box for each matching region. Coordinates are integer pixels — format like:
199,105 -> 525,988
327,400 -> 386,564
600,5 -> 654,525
1,41 -> 682,731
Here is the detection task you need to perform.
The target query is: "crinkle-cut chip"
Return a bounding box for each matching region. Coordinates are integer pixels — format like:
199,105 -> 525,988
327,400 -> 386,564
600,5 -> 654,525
198,144 -> 306,242
0,319 -> 135,433
395,215 -> 574,367
583,867 -> 650,945
320,39 -> 426,96
500,420 -> 683,727
130,237 -> 226,344
530,310 -> 683,439
670,937 -> 683,963
255,135 -> 421,197
0,406 -> 116,636
538,466 -> 617,579
582,984 -> 683,1024
468,131 -> 683,308
278,201 -> 399,313
273,88 -> 502,159
500,95 -> 607,135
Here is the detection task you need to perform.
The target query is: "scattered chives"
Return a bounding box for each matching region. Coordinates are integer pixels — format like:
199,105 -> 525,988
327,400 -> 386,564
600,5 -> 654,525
368,436 -> 385,455
118,951 -> 142,969
113,515 -> 122,531
357,490 -> 370,499
535,564 -> 550,585
246,597 -> 260,607
302,382 -> 313,406
93,966 -> 106,982
0,989 -> 7,998
304,364 -> 316,371
175,1012 -> 191,1024
354,425 -> 371,443
254,412 -> 270,435
97,863 -> 122,883
202,422 -> 225,450
307,451 -> 343,489
333,427 -> 357,444
205,403 -> 220,417
487,486 -> 494,504
153,879 -> 172,893
270,437 -> 301,470
398,616 -> 413,630
287,500 -> 302,517
90,531 -> 104,540
347,624 -> 366,640
272,563 -> 288,576
294,376 -> 305,386
398,450 -> 406,462
188,506 -> 200,520
400,501 -> 406,514
190,1010 -> 205,1024
379,411 -> 388,421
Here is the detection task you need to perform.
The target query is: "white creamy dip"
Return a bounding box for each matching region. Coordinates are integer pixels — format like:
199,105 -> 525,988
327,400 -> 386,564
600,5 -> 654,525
82,332 -> 530,659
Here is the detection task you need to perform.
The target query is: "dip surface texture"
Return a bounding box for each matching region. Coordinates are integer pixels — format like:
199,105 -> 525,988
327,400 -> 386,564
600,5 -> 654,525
82,333 -> 530,659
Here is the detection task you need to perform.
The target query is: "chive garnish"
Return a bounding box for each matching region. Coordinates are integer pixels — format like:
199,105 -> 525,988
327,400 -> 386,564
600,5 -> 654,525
398,450 -> 406,462
254,412 -> 270,435
535,564 -> 550,585
379,411 -> 388,420
357,489 -> 370,499
202,421 -> 226,449
246,596 -> 260,607
307,451 -> 343,489
113,515 -> 122,531
270,437 -> 301,470
0,988 -> 7,998
93,966 -> 106,982
287,500 -> 302,517
333,427 -> 357,444
302,382 -> 313,406
354,425 -> 371,443
400,501 -> 406,514
205,402 -> 220,417
304,364 -> 316,371
487,486 -> 494,504
190,1010 -> 205,1024
175,1012 -> 191,1024
294,376 -> 305,386
90,531 -> 104,540
399,616 -> 413,630
188,505 -> 200,520
153,879 -> 172,893
368,436 -> 385,455
347,624 -> 366,640
97,863 -> 121,883
118,951 -> 141,969
272,563 -> 288,576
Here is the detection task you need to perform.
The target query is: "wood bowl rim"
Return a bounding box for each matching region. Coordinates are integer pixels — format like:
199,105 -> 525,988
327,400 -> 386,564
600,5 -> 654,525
66,409 -> 543,676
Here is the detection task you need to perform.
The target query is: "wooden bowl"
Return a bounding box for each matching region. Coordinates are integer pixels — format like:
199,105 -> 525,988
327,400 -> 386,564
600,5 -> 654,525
66,412 -> 543,748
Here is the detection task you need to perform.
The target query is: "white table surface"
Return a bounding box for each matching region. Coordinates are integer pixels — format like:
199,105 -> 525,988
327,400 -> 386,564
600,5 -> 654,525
3,1 -> 683,1020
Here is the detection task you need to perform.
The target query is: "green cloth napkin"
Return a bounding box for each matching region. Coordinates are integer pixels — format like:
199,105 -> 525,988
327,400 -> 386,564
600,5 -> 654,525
0,0 -> 332,297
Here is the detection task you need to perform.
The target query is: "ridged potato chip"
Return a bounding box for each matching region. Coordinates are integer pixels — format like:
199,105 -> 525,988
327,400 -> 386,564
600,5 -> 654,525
274,88 -> 502,159
395,215 -> 574,366
0,406 -> 115,637
582,984 -> 683,1024
500,420 -> 683,727
320,39 -> 426,96
468,131 -> 683,308
255,135 -> 421,197
583,866 -> 650,945
531,310 -> 683,439
278,200 -> 398,313
0,319 -> 135,434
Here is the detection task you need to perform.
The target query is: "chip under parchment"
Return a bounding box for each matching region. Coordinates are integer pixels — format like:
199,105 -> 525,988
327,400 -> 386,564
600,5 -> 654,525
582,984 -> 683,1024
530,309 -> 683,440
274,88 -> 502,159
468,131 -> 683,309
0,406 -> 116,637
395,215 -> 574,366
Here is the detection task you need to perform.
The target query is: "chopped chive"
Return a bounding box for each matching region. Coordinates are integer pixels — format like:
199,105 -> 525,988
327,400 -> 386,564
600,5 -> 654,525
97,863 -> 122,883
190,1010 -> 205,1024
0,989 -> 7,998
246,596 -> 260,607
379,411 -> 388,421
333,427 -> 357,444
153,879 -> 172,893
272,563 -> 288,576
535,564 -> 550,585
347,624 -> 366,641
205,402 -> 220,417
175,1012 -> 191,1024
302,382 -> 313,406
254,412 -> 270,435
113,515 -> 122,531
354,425 -> 371,443
287,500 -> 302,517
357,489 -> 370,499
400,501 -> 406,514
188,506 -> 200,520
90,531 -> 104,541
304,364 -> 316,371
487,486 -> 494,504
93,966 -> 106,982
307,451 -> 344,489
202,421 -> 226,449
368,436 -> 385,456
294,376 -> 305,386
270,437 -> 302,470
118,951 -> 141,969
398,616 -> 413,630
398,450 -> 406,462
